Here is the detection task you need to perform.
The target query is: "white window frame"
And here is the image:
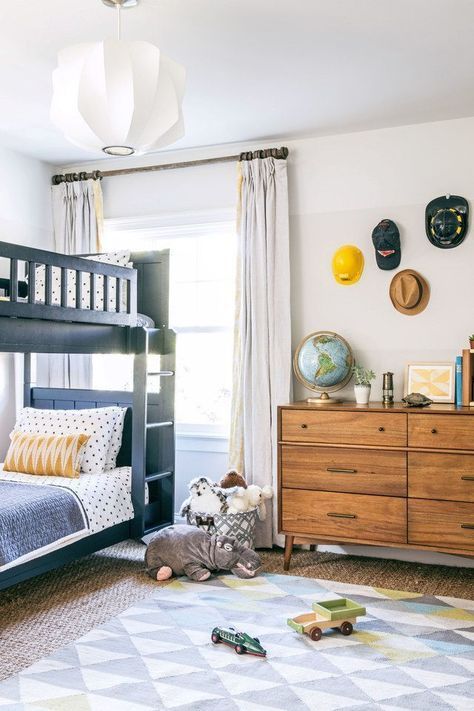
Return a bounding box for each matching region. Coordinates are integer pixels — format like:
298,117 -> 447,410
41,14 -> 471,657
104,208 -> 236,441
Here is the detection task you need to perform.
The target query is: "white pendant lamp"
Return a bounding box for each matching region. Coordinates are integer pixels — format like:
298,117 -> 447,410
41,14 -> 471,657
51,0 -> 185,156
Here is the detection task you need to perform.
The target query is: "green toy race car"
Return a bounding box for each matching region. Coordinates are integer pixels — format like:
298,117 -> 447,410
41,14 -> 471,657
211,626 -> 267,657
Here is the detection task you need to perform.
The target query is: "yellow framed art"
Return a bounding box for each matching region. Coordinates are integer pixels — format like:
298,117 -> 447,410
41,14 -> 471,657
404,362 -> 455,403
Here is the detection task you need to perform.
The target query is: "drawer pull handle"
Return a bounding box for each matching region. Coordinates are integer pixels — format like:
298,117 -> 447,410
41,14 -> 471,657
431,428 -> 437,434
378,427 -> 385,432
327,467 -> 357,474
460,523 -> 474,530
300,424 -> 308,429
461,475 -> 474,481
327,512 -> 357,519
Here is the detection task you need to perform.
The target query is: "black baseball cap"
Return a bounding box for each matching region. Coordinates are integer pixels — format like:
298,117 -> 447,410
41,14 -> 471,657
372,219 -> 401,270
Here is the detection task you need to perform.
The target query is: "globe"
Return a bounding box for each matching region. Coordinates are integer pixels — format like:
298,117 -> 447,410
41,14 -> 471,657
293,331 -> 353,403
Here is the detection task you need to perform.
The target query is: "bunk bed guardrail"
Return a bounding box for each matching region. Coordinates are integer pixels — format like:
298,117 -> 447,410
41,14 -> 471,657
0,240 -> 137,327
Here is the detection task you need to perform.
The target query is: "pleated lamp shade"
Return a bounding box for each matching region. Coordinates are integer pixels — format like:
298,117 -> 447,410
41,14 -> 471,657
51,39 -> 185,156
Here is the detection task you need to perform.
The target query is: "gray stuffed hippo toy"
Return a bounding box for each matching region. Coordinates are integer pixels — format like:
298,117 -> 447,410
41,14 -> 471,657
145,524 -> 262,582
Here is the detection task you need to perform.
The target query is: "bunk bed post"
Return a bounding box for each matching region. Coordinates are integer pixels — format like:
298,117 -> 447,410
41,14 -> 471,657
23,353 -> 32,407
131,328 -> 148,537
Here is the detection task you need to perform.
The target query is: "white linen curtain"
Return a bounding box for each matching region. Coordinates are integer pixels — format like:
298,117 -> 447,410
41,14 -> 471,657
42,179 -> 104,388
229,151 -> 292,548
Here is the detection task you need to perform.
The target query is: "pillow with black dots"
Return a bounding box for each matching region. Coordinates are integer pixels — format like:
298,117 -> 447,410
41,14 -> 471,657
33,250 -> 132,313
105,406 -> 128,471
15,407 -> 124,475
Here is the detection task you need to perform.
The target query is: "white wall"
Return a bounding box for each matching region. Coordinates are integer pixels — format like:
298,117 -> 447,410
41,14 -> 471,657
288,117 -> 474,404
61,115 -> 474,565
0,146 -> 53,455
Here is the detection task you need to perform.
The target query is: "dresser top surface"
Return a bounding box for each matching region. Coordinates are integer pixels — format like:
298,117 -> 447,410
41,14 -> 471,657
280,401 -> 474,415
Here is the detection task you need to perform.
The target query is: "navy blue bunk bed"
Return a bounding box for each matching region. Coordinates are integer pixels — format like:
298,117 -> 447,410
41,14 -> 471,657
0,241 -> 175,590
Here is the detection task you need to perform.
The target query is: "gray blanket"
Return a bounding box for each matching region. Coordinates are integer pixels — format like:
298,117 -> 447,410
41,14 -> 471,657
0,481 -> 88,567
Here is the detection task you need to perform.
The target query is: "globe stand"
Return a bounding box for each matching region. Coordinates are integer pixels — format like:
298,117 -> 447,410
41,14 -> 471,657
306,392 -> 342,405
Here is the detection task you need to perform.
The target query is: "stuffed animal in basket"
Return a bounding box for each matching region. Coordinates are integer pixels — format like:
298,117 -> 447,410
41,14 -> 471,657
179,476 -> 228,517
218,469 -> 247,489
145,525 -> 262,582
227,484 -> 273,520
247,484 -> 273,521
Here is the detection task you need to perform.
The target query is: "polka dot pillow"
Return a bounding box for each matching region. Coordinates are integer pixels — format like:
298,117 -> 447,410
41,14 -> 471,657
33,250 -> 132,313
105,406 -> 127,471
15,407 -> 123,475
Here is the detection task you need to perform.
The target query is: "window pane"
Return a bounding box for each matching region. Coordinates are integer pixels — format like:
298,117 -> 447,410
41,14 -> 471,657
175,330 -> 233,430
100,221 -> 236,431
92,354 -> 133,391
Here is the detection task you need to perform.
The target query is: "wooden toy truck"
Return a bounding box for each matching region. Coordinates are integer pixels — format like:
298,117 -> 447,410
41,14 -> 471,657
287,598 -> 366,641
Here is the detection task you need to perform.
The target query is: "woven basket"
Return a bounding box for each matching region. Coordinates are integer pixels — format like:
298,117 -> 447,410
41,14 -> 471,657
186,508 -> 258,549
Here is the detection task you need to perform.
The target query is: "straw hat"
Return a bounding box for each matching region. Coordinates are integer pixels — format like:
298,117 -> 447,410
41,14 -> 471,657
389,269 -> 430,316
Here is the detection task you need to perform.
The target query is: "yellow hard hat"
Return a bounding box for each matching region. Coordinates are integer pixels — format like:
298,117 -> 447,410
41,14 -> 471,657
332,245 -> 364,285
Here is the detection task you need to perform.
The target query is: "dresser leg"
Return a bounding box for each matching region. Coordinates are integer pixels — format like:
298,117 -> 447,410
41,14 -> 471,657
284,535 -> 294,571
309,544 -> 316,552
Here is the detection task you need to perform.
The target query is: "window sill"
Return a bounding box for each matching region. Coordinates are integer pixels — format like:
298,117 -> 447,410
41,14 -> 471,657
176,432 -> 229,453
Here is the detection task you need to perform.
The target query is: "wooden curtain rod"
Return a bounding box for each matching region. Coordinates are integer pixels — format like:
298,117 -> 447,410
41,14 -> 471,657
51,146 -> 289,185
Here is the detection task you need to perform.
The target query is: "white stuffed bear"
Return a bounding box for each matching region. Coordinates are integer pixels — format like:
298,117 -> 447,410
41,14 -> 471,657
226,486 -> 251,514
246,485 -> 273,521
179,476 -> 228,516
227,484 -> 273,520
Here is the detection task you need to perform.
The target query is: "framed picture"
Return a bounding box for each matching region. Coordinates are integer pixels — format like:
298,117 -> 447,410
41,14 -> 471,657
404,362 -> 455,403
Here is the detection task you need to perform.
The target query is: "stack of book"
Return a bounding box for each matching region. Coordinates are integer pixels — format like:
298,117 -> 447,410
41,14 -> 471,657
461,350 -> 474,406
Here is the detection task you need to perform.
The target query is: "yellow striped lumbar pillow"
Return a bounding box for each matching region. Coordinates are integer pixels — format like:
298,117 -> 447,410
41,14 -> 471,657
4,431 -> 90,478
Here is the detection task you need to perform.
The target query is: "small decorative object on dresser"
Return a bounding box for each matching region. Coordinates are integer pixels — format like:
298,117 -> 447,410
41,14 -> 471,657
293,331 -> 354,404
352,364 -> 375,405
382,371 -> 394,404
469,335 -> 474,350
405,362 -> 455,403
402,393 -> 432,407
278,401 -> 474,570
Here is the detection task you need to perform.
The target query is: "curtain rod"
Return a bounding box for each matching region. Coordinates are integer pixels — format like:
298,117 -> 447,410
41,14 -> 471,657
51,146 -> 289,185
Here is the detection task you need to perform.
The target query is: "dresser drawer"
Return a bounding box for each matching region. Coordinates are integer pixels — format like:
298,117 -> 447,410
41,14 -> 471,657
281,489 -> 406,543
408,499 -> 474,551
281,410 -> 407,447
408,452 -> 474,503
281,445 -> 407,496
408,414 -> 474,450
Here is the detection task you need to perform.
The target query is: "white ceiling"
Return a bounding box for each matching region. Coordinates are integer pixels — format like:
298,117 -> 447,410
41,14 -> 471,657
1,0 -> 474,166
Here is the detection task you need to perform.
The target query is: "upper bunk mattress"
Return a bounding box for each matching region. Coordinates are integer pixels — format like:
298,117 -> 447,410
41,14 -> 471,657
0,466 -> 134,572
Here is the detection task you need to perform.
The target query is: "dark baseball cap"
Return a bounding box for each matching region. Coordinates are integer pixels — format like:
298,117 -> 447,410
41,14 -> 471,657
372,219 -> 401,270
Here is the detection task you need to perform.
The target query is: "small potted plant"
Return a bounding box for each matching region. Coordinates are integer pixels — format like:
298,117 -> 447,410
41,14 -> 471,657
352,364 -> 376,405
469,334 -> 474,349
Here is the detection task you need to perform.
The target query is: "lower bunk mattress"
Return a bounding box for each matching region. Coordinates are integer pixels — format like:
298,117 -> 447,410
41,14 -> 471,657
0,465 -> 134,572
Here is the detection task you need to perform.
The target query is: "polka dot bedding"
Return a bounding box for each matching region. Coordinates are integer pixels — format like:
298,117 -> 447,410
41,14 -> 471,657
104,407 -> 127,471
33,250 -> 132,312
0,465 -> 134,535
15,407 -> 125,474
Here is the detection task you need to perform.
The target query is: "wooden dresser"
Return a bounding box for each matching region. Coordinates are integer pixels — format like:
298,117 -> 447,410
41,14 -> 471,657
278,402 -> 474,569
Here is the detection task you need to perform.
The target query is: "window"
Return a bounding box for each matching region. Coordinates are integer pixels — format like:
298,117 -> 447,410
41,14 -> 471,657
93,211 -> 236,438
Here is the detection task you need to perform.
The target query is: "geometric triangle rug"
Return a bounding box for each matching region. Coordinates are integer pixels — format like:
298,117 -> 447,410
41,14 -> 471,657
0,573 -> 472,710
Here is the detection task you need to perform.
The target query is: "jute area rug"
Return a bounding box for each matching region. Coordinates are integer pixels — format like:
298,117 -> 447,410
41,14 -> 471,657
0,539 -> 472,683
0,572 -> 473,710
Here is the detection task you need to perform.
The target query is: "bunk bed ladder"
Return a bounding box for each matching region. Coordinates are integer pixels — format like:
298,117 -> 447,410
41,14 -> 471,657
131,327 -> 176,537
